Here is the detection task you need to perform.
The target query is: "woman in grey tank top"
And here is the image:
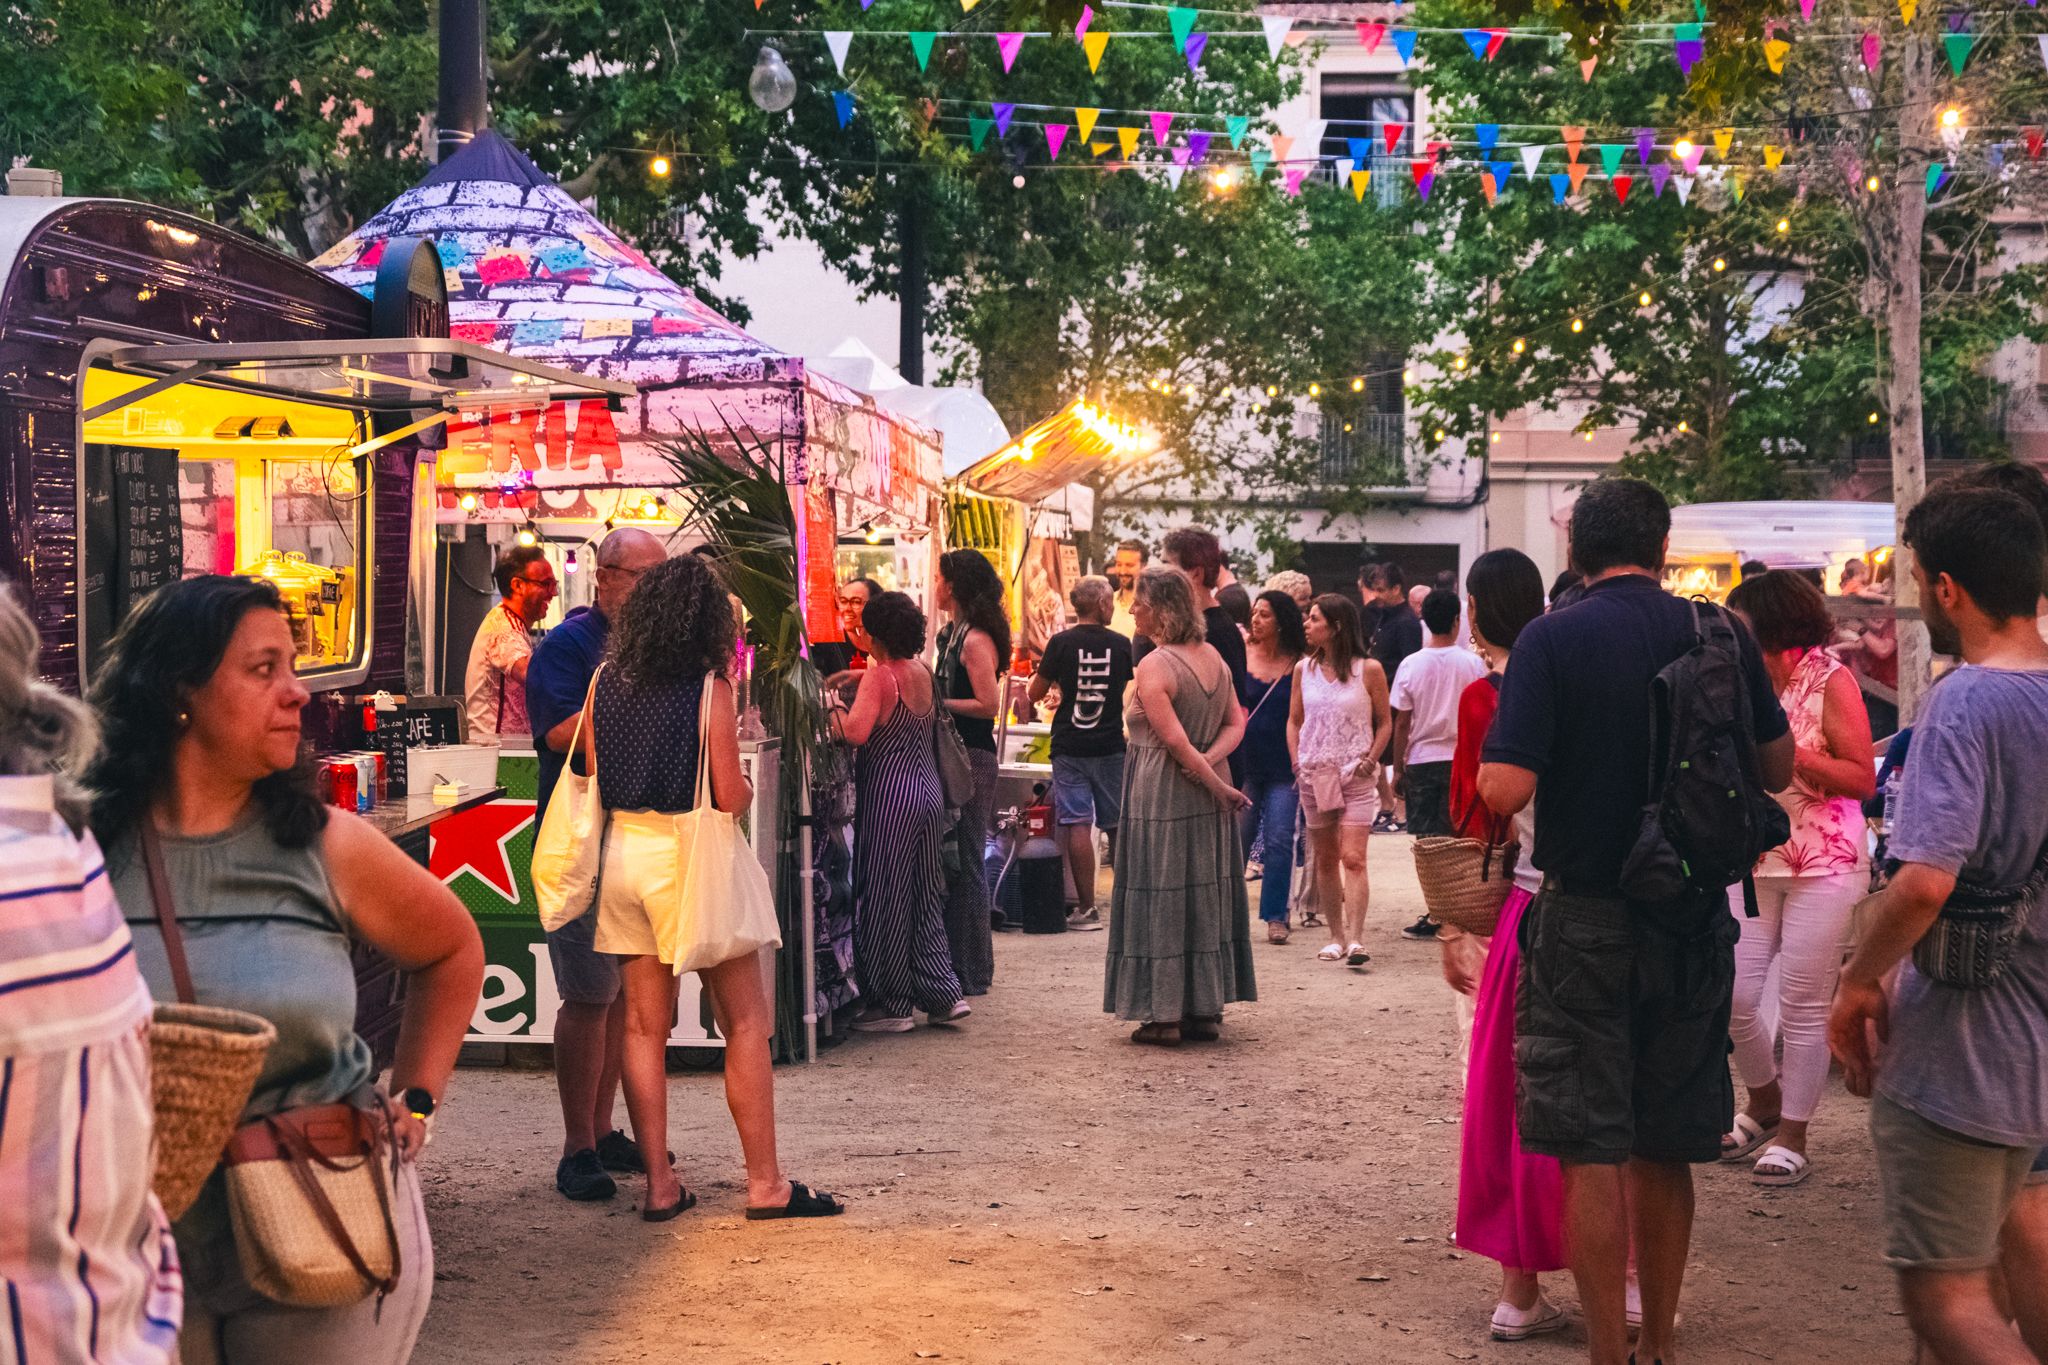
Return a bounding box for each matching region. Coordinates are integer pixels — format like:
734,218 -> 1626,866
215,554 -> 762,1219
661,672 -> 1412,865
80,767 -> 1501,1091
89,576 -> 485,1365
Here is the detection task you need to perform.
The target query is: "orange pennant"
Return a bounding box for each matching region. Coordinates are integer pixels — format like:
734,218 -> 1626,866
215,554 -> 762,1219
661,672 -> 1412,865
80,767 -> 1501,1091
1481,171 -> 1498,204
1580,56 -> 1598,81
1562,126 -> 1586,162
1568,161 -> 1589,193
1271,134 -> 1294,163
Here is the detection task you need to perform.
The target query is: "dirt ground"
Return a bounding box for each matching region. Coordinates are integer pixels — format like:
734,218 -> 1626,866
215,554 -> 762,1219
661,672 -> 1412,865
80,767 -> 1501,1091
418,840 -> 1910,1365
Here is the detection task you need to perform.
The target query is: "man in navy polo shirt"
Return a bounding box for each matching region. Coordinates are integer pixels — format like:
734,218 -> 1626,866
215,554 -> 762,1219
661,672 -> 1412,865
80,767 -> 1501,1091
1479,478 -> 1792,1365
526,526 -> 666,1202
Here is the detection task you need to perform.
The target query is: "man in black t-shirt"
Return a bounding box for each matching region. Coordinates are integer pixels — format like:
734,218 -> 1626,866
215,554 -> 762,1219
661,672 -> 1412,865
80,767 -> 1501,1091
1030,577 -> 1134,931
1478,477 -> 1792,1362
1363,562 -> 1421,831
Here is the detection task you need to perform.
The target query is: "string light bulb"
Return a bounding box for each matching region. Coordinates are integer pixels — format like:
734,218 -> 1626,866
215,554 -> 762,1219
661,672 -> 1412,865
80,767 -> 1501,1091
1343,422 -> 1353,432
1013,174 -> 1026,189
1776,217 -> 1791,234
1940,104 -> 1963,130
1265,384 -> 1278,397
1570,317 -> 1584,333
1638,291 -> 1653,307
1673,137 -> 1697,160
1452,354 -> 1468,370
649,155 -> 671,177
1868,411 -> 1881,424
1308,382 -> 1321,398
1677,420 -> 1690,433
458,492 -> 479,513
1210,167 -> 1237,192
1431,428 -> 1447,443
1712,257 -> 1728,272
747,46 -> 797,113
1865,175 -> 1881,193
516,527 -> 538,547
863,521 -> 881,545
1350,377 -> 1365,392
1489,431 -> 1502,444
565,549 -> 579,574
1512,338 -> 1526,354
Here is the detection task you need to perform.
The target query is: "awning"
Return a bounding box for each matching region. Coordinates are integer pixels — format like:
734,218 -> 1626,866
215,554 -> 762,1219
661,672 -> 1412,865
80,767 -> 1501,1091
955,399 -> 1156,504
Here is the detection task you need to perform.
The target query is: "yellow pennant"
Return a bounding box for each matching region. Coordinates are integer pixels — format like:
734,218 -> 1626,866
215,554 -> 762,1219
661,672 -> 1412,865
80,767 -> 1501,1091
1083,31 -> 1110,72
1351,170 -> 1371,200
1763,38 -> 1790,74
1117,125 -> 1140,159
1076,107 -> 1100,143
962,0 -> 980,10
1732,173 -> 1747,201
1899,0 -> 1917,22
1091,141 -> 1113,156
1713,128 -> 1734,159
1764,144 -> 1785,170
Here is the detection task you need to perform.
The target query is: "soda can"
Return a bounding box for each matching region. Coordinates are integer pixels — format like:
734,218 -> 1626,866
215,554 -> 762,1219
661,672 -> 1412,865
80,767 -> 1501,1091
325,759 -> 358,812
353,754 -> 377,812
369,750 -> 389,803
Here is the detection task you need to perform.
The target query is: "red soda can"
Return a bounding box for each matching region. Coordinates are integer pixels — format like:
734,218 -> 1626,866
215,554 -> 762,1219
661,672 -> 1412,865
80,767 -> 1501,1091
325,759 -> 358,812
369,750 -> 388,802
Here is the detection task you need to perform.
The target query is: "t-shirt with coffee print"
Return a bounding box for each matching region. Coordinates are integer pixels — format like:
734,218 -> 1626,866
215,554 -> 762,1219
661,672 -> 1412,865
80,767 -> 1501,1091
1038,623 -> 1134,759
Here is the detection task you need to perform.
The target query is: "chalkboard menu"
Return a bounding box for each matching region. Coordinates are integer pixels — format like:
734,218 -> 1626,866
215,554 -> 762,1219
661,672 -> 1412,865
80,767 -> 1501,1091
82,444 -> 185,672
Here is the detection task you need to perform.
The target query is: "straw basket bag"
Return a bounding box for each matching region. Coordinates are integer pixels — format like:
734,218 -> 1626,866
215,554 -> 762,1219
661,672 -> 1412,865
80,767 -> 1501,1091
1411,836 -> 1522,938
150,1002 -> 275,1220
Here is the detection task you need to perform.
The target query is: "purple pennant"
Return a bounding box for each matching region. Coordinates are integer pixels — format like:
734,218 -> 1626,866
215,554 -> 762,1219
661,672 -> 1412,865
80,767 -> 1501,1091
1650,163 -> 1671,196
1184,32 -> 1208,69
1947,10 -> 1970,30
1675,39 -> 1704,75
992,103 -> 1015,136
1187,130 -> 1212,164
1416,167 -> 1436,202
1637,128 -> 1655,164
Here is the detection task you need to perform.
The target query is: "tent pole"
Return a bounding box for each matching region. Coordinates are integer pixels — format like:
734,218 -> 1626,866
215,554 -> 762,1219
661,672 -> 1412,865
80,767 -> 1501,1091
437,0 -> 490,163
897,177 -> 927,385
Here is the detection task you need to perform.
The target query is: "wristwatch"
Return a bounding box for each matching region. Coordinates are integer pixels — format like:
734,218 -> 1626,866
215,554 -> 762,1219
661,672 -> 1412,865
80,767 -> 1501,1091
400,1087 -> 438,1143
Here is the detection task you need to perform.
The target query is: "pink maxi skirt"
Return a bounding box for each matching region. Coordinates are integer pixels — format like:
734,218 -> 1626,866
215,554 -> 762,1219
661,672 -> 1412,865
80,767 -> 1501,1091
1455,886 -> 1567,1272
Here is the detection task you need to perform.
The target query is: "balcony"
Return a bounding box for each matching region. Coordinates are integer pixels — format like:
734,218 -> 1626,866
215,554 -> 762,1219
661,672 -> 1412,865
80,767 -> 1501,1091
1317,411 -> 1407,486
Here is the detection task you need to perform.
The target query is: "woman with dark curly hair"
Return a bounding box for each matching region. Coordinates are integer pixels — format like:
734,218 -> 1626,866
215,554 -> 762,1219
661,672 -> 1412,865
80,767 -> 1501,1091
579,554 -> 842,1221
90,576 -> 484,1363
934,548 -> 1008,995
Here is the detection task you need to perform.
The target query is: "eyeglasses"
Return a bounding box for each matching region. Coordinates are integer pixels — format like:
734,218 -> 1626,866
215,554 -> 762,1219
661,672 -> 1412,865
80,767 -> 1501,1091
518,573 -> 558,591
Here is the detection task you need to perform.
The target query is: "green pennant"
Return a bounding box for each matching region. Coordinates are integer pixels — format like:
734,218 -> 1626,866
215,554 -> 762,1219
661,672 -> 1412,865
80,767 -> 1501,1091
1168,5 -> 1198,50
1598,143 -> 1625,177
969,113 -> 994,150
909,31 -> 938,71
1943,31 -> 1975,75
1693,0 -> 1707,18
1250,148 -> 1271,179
1926,161 -> 1947,197
1226,115 -> 1250,150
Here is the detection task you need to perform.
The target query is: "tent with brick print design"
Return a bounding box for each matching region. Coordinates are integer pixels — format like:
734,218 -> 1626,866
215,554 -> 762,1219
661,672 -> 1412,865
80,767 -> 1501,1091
311,129 -> 941,535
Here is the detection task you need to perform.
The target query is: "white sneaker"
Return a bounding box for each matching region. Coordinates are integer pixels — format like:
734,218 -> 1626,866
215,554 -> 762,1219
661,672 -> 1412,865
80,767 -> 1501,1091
928,1001 -> 972,1025
850,1010 -> 915,1033
1066,908 -> 1105,931
1491,1297 -> 1568,1341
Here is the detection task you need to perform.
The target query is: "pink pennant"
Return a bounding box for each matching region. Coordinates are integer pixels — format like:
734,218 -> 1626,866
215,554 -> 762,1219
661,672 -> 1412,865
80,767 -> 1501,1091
1799,0 -> 1816,18
1075,4 -> 1092,41
1171,144 -> 1192,166
1683,146 -> 1705,174
1862,31 -> 1880,69
1046,123 -> 1069,159
1580,56 -> 1599,81
1149,111 -> 1174,147
1283,166 -> 1309,197
1356,21 -> 1387,53
997,32 -> 1026,71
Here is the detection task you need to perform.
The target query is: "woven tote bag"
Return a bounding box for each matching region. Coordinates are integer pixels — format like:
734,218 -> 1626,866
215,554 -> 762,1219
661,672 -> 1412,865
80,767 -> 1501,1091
1411,836 -> 1522,938
150,1002 -> 275,1220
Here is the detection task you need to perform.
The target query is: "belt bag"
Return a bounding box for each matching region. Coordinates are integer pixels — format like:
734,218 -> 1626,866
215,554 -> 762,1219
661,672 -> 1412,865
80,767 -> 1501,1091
141,823 -> 402,1309
1910,839 -> 2048,989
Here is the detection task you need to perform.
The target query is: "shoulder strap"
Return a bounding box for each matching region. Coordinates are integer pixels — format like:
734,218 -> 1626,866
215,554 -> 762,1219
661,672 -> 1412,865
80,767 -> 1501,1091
694,672 -> 718,810
140,821 -> 196,1005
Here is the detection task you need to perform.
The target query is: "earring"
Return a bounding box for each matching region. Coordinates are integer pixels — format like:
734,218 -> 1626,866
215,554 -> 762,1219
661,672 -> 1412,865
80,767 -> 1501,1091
175,710 -> 190,726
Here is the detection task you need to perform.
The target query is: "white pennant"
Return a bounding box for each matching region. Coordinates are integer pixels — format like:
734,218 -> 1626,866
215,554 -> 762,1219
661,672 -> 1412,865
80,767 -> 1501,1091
1165,164 -> 1187,190
1336,157 -> 1356,179
1674,174 -> 1695,205
824,30 -> 854,75
1263,15 -> 1295,59
1301,118 -> 1329,151
1520,144 -> 1545,179
2038,34 -> 2048,70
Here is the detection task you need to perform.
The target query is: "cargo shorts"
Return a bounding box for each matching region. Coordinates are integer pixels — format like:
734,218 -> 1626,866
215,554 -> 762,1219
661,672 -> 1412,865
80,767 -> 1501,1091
1514,882 -> 1740,1165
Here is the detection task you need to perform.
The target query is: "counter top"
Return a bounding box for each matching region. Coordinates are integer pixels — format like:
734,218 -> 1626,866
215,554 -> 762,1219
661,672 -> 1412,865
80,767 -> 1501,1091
362,786 -> 507,841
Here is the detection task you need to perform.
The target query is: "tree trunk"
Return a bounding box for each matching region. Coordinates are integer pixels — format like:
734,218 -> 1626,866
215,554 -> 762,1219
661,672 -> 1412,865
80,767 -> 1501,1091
1886,33 -> 1934,722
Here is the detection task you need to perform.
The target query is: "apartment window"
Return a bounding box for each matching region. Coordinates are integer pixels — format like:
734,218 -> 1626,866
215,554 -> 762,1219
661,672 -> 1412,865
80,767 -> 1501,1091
1319,78 -> 1413,208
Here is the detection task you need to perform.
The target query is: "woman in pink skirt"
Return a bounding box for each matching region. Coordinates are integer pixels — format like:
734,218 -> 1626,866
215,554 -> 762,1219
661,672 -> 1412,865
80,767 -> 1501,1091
1444,549 -> 1567,1343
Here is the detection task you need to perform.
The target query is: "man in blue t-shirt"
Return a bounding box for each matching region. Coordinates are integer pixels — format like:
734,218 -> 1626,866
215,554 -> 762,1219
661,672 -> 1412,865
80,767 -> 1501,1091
1479,478 -> 1792,1361
524,526 -> 666,1203
1829,485 -> 2048,1360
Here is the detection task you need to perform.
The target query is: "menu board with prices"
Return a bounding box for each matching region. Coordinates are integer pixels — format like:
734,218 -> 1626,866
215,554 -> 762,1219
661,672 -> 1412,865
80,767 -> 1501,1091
82,444 -> 185,671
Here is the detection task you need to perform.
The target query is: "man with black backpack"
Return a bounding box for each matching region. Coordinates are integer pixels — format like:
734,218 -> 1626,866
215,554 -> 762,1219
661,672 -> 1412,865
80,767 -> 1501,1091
1479,478 -> 1793,1365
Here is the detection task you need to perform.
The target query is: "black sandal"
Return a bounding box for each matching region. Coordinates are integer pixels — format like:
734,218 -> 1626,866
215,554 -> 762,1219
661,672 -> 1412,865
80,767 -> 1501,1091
641,1186 -> 697,1222
746,1180 -> 845,1220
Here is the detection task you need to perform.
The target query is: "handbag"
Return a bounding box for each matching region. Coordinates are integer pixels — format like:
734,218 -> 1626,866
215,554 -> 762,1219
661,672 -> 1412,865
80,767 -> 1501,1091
141,824 -> 402,1308
1906,838 -> 2048,988
929,655 -> 977,812
659,672 -> 784,976
534,665 -> 606,931
1411,836 -> 1522,937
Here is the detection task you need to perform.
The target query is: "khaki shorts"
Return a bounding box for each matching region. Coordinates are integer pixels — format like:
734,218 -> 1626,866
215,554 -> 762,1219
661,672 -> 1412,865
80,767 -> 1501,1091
1299,764 -> 1380,829
1871,1092 -> 2039,1271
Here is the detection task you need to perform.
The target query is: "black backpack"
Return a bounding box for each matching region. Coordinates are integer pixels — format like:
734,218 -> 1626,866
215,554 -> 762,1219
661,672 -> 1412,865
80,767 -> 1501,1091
1619,600 -> 1791,911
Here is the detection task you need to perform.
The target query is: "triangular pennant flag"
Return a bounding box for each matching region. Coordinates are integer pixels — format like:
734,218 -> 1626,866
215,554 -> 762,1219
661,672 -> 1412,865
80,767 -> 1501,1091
920,97 -> 937,128
1149,112 -> 1173,147
997,32 -> 1026,72
1076,108 -> 1100,142
1900,0 -> 1917,21
1799,0 -> 1815,15
969,113 -> 995,150
962,0 -> 979,9
1083,31 -> 1110,71
1335,156 -> 1355,180
1482,171 -> 1499,205
1948,7 -> 1971,27
1485,29 -> 1509,58
1926,161 -> 1948,197
1521,144 -> 1545,179
824,31 -> 853,76
1348,137 -> 1371,164
1075,4 -> 1092,41
1862,32 -> 1880,70
1046,123 -> 1069,159
1283,167 -> 1308,197
1561,127 -> 1586,164
1184,32 -> 1208,69
1674,174 -> 1695,205
2039,34 -> 2048,70
1263,16 -> 1295,59
1674,22 -> 1704,77
1351,170 -> 1372,201
1228,116 -> 1250,149
1168,6 -> 1197,49
861,0 -> 875,8
832,90 -> 856,128
1393,30 -> 1418,64
1580,56 -> 1599,81
1463,29 -> 1492,61
1549,172 -> 1572,203
1683,146 -> 1706,174
1476,124 -> 1501,158
992,102 -> 1015,136
1650,163 -> 1671,196
1171,145 -> 1192,167
1568,161 -> 1589,193
2027,126 -> 2045,159
1764,144 -> 1785,170
1732,173 -> 1746,201
1489,160 -> 1514,189
1765,38 -> 1791,73
1357,21 -> 1387,53
1251,148 -> 1271,178
1943,31 -> 1974,75
1414,165 -> 1436,202
1613,174 -> 1634,204
1302,119 -> 1329,151
1598,144 -> 1625,177
1384,121 -> 1406,154
1410,159 -> 1433,186
1187,131 -> 1211,164
909,31 -> 938,70
1165,165 -> 1186,191
1118,125 -> 1141,159
1637,128 -> 1655,165
1271,134 -> 1294,163
1713,128 -> 1734,159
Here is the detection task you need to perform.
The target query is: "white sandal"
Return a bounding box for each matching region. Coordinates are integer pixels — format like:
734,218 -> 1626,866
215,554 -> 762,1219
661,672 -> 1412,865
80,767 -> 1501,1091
1317,943 -> 1346,961
1720,1112 -> 1779,1162
1752,1144 -> 1812,1187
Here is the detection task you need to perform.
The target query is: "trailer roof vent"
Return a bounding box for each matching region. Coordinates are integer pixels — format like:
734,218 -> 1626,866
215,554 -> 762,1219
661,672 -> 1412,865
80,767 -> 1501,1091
6,159 -> 62,197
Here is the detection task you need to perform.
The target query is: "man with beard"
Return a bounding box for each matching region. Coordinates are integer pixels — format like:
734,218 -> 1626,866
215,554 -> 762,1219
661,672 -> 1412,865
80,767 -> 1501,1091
1108,540 -> 1147,638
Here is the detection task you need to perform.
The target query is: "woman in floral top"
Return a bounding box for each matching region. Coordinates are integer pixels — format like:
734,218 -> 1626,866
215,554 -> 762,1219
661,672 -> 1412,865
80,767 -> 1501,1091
1719,571 -> 1876,1186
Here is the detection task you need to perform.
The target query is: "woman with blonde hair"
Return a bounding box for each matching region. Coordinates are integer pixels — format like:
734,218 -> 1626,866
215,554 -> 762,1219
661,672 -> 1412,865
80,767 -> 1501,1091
1103,568 -> 1255,1045
0,584 -> 182,1363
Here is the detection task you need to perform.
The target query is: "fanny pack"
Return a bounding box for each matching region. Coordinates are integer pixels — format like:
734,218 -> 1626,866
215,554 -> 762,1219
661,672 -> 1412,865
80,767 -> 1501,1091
1909,839 -> 2048,989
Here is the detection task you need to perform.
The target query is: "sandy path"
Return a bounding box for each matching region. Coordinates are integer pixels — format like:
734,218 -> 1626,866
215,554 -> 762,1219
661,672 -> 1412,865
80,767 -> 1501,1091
418,841 -> 1905,1364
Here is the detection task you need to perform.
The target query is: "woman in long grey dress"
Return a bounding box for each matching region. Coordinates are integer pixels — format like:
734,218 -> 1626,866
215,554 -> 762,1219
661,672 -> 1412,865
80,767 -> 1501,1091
1104,568 -> 1256,1045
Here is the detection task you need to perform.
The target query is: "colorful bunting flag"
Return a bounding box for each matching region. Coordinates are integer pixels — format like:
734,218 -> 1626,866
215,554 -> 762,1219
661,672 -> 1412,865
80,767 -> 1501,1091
1046,123 -> 1069,159
833,90 -> 856,127
1356,22 -> 1387,53
1764,144 -> 1785,170
1188,131 -> 1212,163
1303,119 -> 1329,150
2039,34 -> 2048,70
1598,143 -> 1625,177
1521,144 -> 1545,179
1944,31 -> 1975,74
1352,170 -> 1372,201
1637,128 -> 1655,165
1118,126 -> 1141,158
992,102 -> 1015,135
1083,31 -> 1109,71
824,31 -> 853,76
1713,128 -> 1735,159
1674,22 -> 1704,77
1948,9 -> 1969,29
1482,170 -> 1499,205
1732,173 -> 1746,201
970,113 -> 995,150
1283,167 -> 1309,197
1489,160 -> 1514,189
1549,172 -> 1571,204
1799,0 -> 1816,17
1165,165 -> 1186,190
1613,175 -> 1634,204
997,32 -> 1026,72
1347,137 -> 1371,165
1675,174 -> 1695,205
1075,4 -> 1092,41
1271,134 -> 1294,163
1171,144 -> 1192,167
1682,145 -> 1706,174
1384,121 -> 1406,154
1580,56 -> 1599,81
1168,6 -> 1197,50
909,31 -> 938,70
1900,0 -> 1918,21
1262,16 -> 1295,59
1227,115 -> 1250,149
1393,30 -> 1418,64
1568,162 -> 1589,193
1414,163 -> 1437,202
1184,32 -> 1208,69
1149,111 -> 1173,147
2026,126 -> 2045,159
1463,29 -> 1507,60
1926,161 -> 1948,196
1561,126 -> 1586,163
1650,163 -> 1671,196
1476,124 -> 1501,158
1250,148 -> 1271,178
1076,107 -> 1100,142
1765,38 -> 1791,73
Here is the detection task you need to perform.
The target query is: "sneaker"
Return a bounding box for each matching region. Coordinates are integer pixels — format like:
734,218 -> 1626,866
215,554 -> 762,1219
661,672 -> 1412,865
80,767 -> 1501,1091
555,1149 -> 617,1202
929,1000 -> 972,1025
1491,1296 -> 1568,1341
1371,812 -> 1395,833
1400,915 -> 1440,940
595,1128 -> 669,1174
851,1010 -> 916,1033
1066,908 -> 1105,932
1623,1277 -> 1680,1333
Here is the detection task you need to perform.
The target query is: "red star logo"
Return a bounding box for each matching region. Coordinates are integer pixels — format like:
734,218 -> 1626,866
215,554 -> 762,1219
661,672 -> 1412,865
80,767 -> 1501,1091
428,800 -> 536,903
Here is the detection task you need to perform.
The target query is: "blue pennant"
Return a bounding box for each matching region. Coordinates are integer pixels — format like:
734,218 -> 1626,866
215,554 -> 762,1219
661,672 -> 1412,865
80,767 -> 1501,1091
1549,172 -> 1571,204
832,90 -> 855,128
1490,160 -> 1515,190
1475,123 -> 1501,158
1463,29 -> 1492,61
1393,29 -> 1418,64
1348,137 -> 1371,163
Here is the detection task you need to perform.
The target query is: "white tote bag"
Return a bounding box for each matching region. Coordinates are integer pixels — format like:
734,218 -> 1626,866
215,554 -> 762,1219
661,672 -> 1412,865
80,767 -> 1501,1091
662,673 -> 783,975
533,668 -> 605,932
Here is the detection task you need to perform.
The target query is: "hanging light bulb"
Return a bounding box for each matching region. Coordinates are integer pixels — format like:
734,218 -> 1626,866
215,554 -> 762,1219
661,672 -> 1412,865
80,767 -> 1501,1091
1638,290 -> 1653,307
1868,410 -> 1881,424
1265,384 -> 1278,398
1673,137 -> 1697,160
1308,382 -> 1321,398
1350,377 -> 1365,392
1940,104 -> 1963,130
748,46 -> 798,113
1776,217 -> 1791,234
1712,256 -> 1728,272
1452,354 -> 1467,371
1489,431 -> 1502,444
1570,317 -> 1584,333
1013,174 -> 1027,189
650,155 -> 672,178
1512,338 -> 1526,354
864,521 -> 882,545
1865,175 -> 1881,193
516,527 -> 538,547
1432,428 -> 1447,443
458,492 -> 479,513
1343,422 -> 1354,433
1676,420 -> 1690,433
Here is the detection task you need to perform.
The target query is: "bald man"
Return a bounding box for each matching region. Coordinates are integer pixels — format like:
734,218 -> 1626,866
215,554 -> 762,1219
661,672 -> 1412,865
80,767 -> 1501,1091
525,526 -> 667,1201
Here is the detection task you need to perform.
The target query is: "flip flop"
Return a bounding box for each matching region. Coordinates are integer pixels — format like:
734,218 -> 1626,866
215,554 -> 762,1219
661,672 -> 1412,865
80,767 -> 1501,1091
1720,1112 -> 1781,1162
1752,1144 -> 1812,1187
746,1180 -> 845,1220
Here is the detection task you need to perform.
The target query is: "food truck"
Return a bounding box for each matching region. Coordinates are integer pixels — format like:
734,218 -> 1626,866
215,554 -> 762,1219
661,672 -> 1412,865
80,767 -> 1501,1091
1662,500 -> 1898,600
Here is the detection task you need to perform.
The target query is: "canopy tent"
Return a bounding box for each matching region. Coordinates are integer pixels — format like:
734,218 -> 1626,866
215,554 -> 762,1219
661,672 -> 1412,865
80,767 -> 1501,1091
802,337 -> 1012,477
954,399 -> 1162,537
310,130 -> 941,534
